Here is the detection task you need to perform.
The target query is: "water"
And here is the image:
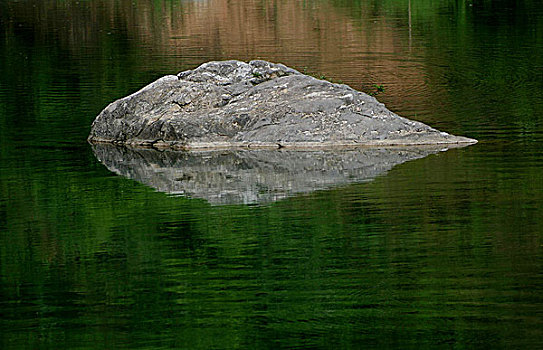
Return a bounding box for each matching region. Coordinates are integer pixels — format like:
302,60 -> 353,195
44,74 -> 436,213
1,0 -> 542,348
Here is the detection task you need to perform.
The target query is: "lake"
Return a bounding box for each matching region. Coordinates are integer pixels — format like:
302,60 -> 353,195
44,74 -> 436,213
1,0 -> 542,348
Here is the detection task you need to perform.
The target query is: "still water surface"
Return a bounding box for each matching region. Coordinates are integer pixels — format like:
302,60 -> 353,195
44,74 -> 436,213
1,0 -> 542,348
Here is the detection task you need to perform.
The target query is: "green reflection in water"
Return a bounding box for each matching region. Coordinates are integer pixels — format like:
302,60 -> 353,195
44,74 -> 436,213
0,0 -> 542,348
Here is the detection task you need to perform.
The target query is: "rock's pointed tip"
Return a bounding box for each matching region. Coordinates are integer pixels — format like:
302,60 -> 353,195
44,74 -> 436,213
456,136 -> 478,145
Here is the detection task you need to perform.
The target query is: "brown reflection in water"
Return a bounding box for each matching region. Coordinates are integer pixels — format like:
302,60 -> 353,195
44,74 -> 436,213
140,0 -> 421,92
4,0 -> 425,110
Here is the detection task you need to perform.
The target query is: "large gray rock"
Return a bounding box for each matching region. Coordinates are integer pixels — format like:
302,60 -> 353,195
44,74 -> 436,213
92,143 -> 467,205
88,60 -> 476,149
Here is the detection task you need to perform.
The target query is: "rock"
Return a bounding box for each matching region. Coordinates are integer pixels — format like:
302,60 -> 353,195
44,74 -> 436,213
88,60 -> 476,149
92,143 -> 468,204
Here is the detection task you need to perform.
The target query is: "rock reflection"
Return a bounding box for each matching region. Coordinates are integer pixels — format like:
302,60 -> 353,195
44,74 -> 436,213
92,144 -> 465,204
